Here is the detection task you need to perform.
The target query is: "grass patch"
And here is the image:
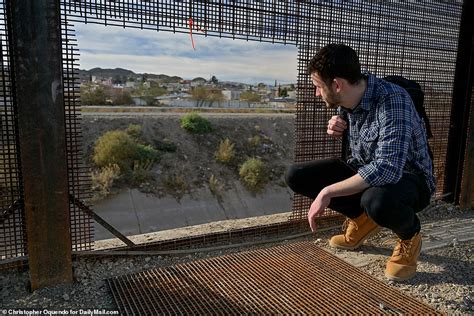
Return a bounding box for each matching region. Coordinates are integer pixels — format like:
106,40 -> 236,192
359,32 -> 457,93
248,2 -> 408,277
247,135 -> 261,148
163,173 -> 189,198
208,174 -> 219,195
131,160 -> 154,185
239,157 -> 266,193
91,164 -> 121,198
180,112 -> 213,134
126,124 -> 142,139
215,138 -> 235,165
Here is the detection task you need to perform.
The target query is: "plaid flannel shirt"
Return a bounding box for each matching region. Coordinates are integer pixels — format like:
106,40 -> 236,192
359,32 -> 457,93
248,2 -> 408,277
346,73 -> 436,195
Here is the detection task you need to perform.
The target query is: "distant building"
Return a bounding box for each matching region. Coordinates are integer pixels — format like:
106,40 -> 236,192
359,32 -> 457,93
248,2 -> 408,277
125,81 -> 136,88
222,89 -> 242,101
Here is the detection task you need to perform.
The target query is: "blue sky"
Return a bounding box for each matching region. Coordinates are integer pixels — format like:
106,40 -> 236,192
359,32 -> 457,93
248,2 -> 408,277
75,23 -> 297,85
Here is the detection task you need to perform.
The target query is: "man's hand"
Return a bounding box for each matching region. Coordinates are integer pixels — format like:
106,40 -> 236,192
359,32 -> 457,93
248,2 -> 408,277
327,115 -> 347,137
308,189 -> 331,232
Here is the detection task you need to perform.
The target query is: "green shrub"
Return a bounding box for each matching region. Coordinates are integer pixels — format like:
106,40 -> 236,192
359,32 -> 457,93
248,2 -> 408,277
239,158 -> 266,193
126,124 -> 142,139
247,135 -> 261,148
180,112 -> 213,134
215,138 -> 235,164
93,130 -> 159,172
91,164 -> 121,197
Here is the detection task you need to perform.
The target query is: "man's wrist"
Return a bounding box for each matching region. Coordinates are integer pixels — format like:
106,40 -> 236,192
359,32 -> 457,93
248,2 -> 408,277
321,186 -> 334,198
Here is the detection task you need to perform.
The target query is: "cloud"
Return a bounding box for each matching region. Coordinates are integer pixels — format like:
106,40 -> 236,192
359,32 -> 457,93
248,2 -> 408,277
75,23 -> 297,84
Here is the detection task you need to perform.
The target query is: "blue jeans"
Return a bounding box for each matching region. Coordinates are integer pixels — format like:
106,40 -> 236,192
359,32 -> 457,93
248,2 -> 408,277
285,158 -> 431,239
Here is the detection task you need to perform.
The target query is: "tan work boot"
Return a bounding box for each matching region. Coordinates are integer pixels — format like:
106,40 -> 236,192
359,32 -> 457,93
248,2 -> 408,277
385,233 -> 422,281
329,212 -> 381,250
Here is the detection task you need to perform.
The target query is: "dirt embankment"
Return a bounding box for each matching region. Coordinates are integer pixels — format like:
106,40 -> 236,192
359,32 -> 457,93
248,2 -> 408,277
81,113 -> 296,199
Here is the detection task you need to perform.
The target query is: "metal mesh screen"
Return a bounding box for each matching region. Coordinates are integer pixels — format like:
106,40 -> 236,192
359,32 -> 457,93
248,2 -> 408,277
0,0 -> 464,267
0,2 -> 94,268
0,1 -> 26,263
60,6 -> 94,252
108,241 -> 439,315
62,1 -> 463,223
290,1 -> 462,220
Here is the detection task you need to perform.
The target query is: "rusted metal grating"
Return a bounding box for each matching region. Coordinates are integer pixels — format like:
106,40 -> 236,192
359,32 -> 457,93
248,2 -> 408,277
62,0 -> 463,225
0,0 -> 26,268
119,217 -> 341,252
290,1 -> 462,221
60,6 -> 94,252
108,241 -> 439,315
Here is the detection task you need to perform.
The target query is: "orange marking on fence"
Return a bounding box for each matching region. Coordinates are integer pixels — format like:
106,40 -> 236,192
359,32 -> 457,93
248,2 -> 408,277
189,17 -> 205,50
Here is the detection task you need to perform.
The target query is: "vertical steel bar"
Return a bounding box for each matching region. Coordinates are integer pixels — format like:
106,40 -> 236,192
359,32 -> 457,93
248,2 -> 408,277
9,0 -> 72,289
460,75 -> 474,208
444,0 -> 474,204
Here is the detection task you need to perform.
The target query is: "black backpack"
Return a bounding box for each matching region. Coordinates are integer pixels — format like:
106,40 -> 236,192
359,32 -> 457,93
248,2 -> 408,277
384,75 -> 434,165
383,75 -> 433,139
340,75 -> 434,164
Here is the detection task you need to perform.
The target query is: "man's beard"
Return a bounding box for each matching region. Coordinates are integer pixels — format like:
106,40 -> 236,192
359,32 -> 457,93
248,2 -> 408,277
323,91 -> 340,109
324,100 -> 338,109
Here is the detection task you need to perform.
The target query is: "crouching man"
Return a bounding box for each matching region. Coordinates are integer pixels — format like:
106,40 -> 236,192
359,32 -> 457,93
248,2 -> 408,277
285,44 -> 435,281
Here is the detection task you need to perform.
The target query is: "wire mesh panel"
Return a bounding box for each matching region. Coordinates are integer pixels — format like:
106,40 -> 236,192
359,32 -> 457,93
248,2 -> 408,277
0,0 -> 26,265
0,2 -> 94,268
61,1 -> 462,224
290,1 -> 462,221
108,241 -> 439,315
0,0 -> 464,266
64,1 -> 301,44
60,6 -> 94,252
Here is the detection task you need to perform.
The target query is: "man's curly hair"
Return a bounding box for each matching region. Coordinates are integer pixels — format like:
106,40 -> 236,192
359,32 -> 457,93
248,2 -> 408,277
308,44 -> 363,85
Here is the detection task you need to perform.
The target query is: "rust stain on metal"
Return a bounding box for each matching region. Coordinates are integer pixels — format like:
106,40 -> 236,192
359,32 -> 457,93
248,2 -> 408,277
108,242 -> 440,315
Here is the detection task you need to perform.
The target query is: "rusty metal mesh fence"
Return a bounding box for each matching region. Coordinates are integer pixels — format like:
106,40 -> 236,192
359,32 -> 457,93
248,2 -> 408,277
0,1 -> 26,265
61,5 -> 94,252
63,0 -> 463,224
0,1 -> 94,268
0,0 -> 466,265
290,1 -> 462,220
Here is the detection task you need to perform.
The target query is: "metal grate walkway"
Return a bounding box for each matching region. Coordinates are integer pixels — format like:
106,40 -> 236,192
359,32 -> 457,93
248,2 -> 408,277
107,241 -> 439,315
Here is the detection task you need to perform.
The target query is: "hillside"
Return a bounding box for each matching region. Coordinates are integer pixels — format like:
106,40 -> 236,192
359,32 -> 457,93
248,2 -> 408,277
82,113 -> 295,199
78,67 -> 187,83
81,113 -> 296,238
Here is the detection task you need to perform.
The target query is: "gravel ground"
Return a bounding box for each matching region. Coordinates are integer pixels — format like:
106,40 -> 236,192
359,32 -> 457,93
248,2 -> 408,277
0,201 -> 472,314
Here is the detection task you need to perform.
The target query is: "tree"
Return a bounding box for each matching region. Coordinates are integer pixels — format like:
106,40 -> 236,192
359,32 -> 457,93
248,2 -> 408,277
240,91 -> 261,102
112,90 -> 133,105
80,83 -> 108,105
210,75 -> 219,84
190,86 -> 210,107
132,82 -> 167,106
280,88 -> 288,98
190,86 -> 225,107
207,89 -> 225,107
